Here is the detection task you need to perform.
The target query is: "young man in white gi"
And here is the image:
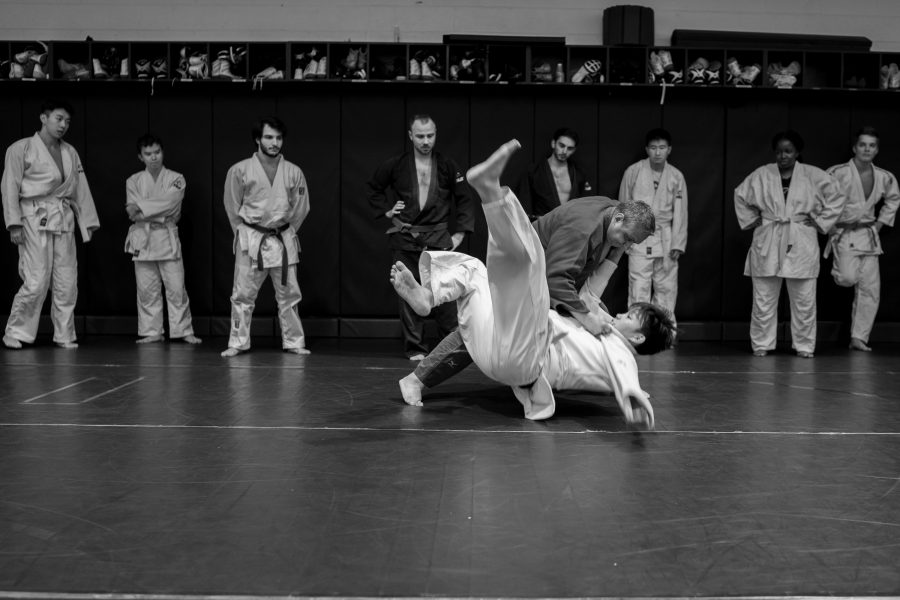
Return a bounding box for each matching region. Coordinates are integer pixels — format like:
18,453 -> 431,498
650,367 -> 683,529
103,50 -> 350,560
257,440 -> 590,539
125,134 -> 201,345
734,130 -> 844,358
391,140 -> 676,428
221,117 -> 311,357
2,100 -> 100,349
826,127 -> 899,352
619,128 -> 688,322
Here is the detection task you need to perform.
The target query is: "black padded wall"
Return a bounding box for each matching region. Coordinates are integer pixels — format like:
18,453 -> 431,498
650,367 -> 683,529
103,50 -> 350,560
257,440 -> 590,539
2,83 -> 900,338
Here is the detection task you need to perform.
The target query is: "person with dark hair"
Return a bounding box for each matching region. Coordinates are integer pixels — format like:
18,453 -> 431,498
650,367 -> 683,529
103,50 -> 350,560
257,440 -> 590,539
125,133 -> 200,345
391,140 -> 674,427
515,126 -> 593,218
619,128 -> 687,324
221,116 -> 311,357
826,127 -> 900,352
734,130 -> 844,358
367,114 -> 475,360
2,99 -> 99,349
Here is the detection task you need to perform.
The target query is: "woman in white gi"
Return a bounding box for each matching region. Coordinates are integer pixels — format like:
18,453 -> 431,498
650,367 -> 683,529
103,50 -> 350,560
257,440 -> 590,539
125,134 -> 200,345
391,141 -> 676,428
734,130 -> 844,358
2,100 -> 99,349
826,127 -> 899,352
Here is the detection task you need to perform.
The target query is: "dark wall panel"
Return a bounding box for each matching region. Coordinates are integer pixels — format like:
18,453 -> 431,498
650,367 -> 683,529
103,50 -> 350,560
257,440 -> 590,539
83,91 -> 149,315
148,92 -> 215,315
340,94 -> 405,316
723,99 -> 789,321
0,95 -> 26,313
278,90 -> 342,317
663,93 -> 726,321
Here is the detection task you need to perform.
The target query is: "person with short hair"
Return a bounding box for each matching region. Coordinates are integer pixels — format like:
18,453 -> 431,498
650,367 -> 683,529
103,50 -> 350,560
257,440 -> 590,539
619,128 -> 688,322
516,127 -> 593,218
734,130 -> 844,358
391,140 -> 675,427
125,133 -> 200,345
825,127 -> 900,352
221,116 -> 311,357
2,100 -> 100,349
367,114 -> 475,360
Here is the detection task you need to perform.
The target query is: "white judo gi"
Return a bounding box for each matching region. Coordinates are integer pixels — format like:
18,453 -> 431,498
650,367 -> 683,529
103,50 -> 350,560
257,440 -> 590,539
825,160 -> 899,343
2,134 -> 99,344
223,154 -> 310,351
419,189 -> 648,423
124,167 -> 195,339
619,159 -> 688,318
734,163 -> 843,353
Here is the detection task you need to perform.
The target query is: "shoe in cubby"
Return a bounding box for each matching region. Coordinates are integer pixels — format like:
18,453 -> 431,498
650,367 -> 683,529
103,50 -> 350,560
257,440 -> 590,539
571,58 -> 602,83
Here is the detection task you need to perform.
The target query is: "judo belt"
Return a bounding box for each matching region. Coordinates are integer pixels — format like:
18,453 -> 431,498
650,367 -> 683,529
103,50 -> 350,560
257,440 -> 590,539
243,220 -> 291,285
824,221 -> 877,258
386,218 -> 447,241
135,221 -> 178,254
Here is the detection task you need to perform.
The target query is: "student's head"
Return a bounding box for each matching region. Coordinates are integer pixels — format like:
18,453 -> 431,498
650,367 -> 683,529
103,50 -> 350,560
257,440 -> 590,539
612,302 -> 677,355
644,128 -> 672,166
253,117 -> 287,158
550,127 -> 579,163
771,130 -> 804,170
852,126 -> 879,163
408,114 -> 437,156
606,200 -> 655,248
136,133 -> 164,170
39,100 -> 74,141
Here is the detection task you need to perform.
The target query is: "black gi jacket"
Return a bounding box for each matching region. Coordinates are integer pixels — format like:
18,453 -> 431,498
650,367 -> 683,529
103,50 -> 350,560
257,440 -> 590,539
516,158 -> 593,218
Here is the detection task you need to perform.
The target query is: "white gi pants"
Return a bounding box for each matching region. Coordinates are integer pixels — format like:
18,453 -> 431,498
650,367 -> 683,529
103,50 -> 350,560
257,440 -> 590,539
628,253 -> 678,318
750,276 -> 816,354
5,217 -> 78,344
421,189 -> 549,386
227,250 -> 306,351
831,249 -> 880,343
135,259 -> 195,338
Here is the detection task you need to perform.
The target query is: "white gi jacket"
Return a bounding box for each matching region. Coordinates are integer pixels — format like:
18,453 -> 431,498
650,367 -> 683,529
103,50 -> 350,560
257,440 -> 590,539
734,163 -> 843,278
124,167 -> 186,261
825,160 -> 900,257
620,159 -> 688,258
2,133 -> 99,241
223,154 -> 310,268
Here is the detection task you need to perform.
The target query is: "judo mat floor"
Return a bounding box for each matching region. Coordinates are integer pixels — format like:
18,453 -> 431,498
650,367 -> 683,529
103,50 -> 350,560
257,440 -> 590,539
1,336 -> 899,599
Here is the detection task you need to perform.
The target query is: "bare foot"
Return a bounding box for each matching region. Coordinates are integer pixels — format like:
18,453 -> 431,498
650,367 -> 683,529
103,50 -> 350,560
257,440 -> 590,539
390,262 -> 433,316
136,335 -> 164,344
753,349 -> 768,357
182,334 -> 202,345
56,341 -> 78,349
221,347 -> 248,357
797,351 -> 814,359
408,353 -> 426,361
285,347 -> 311,355
466,139 -> 521,203
849,337 -> 872,352
3,335 -> 22,349
399,373 -> 424,406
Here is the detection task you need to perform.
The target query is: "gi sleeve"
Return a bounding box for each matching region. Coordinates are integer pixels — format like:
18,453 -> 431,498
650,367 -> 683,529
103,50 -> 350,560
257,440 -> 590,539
618,164 -> 636,203
545,225 -> 590,314
366,157 -> 397,220
223,164 -> 244,232
877,170 -> 900,227
136,175 -> 186,220
1,143 -> 25,229
808,169 -> 844,234
734,172 -> 762,231
671,172 -> 688,253
288,168 -> 311,232
73,154 -> 100,240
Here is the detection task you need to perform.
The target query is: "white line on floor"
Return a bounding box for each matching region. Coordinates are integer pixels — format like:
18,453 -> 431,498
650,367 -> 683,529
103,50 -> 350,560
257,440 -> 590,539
77,377 -> 145,403
20,378 -> 98,404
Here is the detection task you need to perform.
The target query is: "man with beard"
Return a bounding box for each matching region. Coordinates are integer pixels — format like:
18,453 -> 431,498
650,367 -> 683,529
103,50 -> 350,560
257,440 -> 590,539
367,114 -> 475,360
516,127 -> 593,219
2,99 -> 100,349
221,116 -> 311,357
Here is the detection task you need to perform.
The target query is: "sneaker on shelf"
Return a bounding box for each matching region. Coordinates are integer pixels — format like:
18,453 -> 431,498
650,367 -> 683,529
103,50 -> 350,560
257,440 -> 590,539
657,49 -> 674,71
302,57 -> 318,79
889,63 -> 900,89
420,58 -> 434,80
315,56 -> 327,78
9,61 -> 25,79
32,63 -> 47,79
355,47 -> 368,79
152,57 -> 168,78
738,64 -> 761,85
135,58 -> 151,79
687,57 -> 708,84
230,45 -> 247,65
119,57 -> 130,78
212,50 -> 239,79
725,56 -> 742,84
58,59 -> 90,80
532,61 -> 553,82
92,58 -> 109,79
571,58 -> 602,83
705,61 -> 721,84
187,53 -> 208,79
409,57 -> 421,79
423,54 -> 441,79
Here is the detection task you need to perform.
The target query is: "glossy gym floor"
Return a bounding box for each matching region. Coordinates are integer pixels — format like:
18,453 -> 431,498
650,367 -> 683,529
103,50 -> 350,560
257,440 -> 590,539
1,336 -> 898,598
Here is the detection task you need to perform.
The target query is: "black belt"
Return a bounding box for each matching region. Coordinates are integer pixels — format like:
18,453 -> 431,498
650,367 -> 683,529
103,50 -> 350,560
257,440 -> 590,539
386,218 -> 448,238
243,220 -> 291,285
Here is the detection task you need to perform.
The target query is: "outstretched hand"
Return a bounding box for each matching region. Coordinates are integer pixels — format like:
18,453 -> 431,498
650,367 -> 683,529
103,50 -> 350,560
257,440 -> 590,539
9,226 -> 25,245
